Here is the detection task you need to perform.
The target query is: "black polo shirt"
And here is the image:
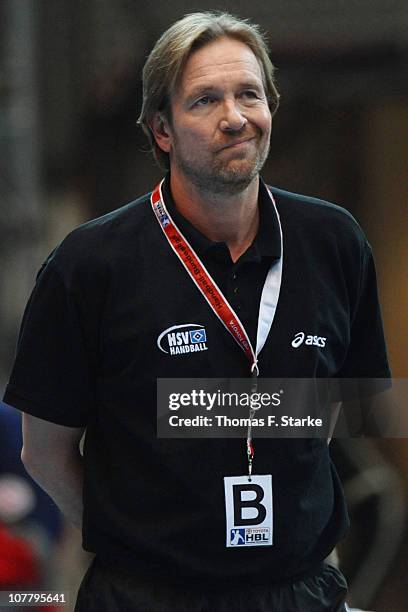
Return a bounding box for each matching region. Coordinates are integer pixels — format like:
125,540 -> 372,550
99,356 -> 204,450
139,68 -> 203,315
162,178 -> 281,350
3,176 -> 390,585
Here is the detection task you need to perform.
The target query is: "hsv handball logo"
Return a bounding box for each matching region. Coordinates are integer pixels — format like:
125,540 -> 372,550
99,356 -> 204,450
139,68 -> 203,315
157,324 -> 208,356
291,331 -> 327,348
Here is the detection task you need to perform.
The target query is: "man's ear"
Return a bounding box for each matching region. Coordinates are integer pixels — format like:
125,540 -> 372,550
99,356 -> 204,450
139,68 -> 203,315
150,113 -> 172,153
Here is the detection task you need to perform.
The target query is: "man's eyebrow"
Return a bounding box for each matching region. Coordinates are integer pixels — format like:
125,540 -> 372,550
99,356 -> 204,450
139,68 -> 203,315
186,84 -> 219,99
186,81 -> 263,100
237,81 -> 263,90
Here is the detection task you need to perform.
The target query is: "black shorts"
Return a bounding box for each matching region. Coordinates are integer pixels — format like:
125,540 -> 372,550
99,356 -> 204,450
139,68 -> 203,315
74,557 -> 348,612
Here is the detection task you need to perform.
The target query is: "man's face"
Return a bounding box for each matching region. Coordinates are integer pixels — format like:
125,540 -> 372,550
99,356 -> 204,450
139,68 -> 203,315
155,36 -> 272,194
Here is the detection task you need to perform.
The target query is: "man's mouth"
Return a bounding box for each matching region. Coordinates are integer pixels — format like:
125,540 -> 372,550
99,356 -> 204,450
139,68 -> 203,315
217,137 -> 256,152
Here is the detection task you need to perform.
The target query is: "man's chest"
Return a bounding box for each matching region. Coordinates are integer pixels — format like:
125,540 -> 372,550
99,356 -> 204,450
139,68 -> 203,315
98,237 -> 351,381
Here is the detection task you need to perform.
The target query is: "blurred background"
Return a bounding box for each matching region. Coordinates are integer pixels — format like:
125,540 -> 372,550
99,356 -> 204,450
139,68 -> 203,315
0,0 -> 407,610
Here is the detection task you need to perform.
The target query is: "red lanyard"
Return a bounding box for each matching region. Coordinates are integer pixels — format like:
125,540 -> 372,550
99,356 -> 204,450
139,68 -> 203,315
151,182 -> 258,370
151,179 -> 283,477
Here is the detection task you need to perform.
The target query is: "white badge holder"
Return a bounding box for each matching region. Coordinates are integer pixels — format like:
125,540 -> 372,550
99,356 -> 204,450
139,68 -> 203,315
224,475 -> 273,548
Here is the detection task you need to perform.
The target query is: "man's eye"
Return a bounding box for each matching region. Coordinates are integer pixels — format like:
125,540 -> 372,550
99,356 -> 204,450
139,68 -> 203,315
241,90 -> 259,100
195,96 -> 213,106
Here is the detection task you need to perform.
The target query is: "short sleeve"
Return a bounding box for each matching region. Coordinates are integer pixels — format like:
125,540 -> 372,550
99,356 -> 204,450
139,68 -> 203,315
3,260 -> 96,426
337,242 -> 391,380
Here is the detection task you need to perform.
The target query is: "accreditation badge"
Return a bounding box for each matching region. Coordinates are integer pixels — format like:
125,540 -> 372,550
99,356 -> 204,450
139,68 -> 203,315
224,475 -> 273,548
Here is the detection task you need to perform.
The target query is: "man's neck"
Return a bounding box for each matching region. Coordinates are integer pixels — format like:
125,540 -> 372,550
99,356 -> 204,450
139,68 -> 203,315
169,171 -> 260,262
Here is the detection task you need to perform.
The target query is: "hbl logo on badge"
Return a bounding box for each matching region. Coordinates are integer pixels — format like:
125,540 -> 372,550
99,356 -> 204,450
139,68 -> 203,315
230,529 -> 246,546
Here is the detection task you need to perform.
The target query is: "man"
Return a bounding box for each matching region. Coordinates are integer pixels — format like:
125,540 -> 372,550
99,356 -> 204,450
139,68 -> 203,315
4,11 -> 390,612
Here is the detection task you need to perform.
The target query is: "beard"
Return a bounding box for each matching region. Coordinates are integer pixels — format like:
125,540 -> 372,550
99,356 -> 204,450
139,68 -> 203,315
171,131 -> 270,196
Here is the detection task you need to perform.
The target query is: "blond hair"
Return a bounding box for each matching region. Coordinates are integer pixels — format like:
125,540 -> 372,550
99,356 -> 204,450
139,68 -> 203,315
138,11 -> 280,169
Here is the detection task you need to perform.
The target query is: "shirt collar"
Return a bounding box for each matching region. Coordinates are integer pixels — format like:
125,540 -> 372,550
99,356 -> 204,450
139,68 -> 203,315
161,174 -> 281,261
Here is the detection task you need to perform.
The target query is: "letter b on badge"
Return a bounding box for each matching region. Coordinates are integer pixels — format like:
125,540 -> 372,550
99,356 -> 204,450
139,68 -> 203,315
233,484 -> 266,525
224,475 -> 273,548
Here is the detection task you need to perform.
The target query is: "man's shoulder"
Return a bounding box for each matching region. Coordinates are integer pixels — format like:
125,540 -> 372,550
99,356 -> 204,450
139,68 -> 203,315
65,191 -> 153,244
269,185 -> 359,225
51,193 -> 153,255
42,193 -> 154,277
268,185 -> 369,247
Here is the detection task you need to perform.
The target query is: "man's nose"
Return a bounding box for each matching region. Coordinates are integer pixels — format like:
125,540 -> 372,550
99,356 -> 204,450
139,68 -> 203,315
219,100 -> 247,132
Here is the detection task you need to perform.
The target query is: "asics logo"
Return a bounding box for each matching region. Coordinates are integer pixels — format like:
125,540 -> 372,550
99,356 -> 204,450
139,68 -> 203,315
291,332 -> 305,348
291,331 -> 326,348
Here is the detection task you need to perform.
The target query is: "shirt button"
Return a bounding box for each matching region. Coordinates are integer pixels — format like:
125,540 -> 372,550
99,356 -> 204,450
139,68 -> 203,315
232,273 -> 237,280
233,286 -> 239,294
